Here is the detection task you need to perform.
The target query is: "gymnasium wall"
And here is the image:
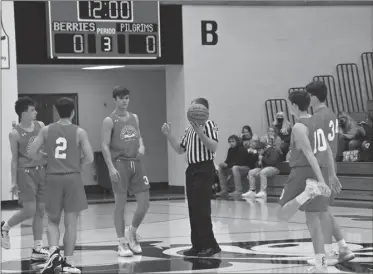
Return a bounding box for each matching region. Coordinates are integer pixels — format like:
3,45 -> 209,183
1,2 -> 19,201
17,67 -> 168,186
182,6 -> 373,165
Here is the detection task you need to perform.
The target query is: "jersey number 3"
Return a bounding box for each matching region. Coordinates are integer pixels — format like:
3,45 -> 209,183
55,137 -> 67,159
313,119 -> 339,153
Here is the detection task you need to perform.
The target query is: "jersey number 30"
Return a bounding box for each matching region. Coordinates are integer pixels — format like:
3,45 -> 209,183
55,137 -> 67,159
313,119 -> 339,153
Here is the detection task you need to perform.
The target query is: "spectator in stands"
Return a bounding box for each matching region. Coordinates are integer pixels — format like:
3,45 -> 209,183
272,112 -> 292,159
360,112 -> 373,162
240,125 -> 259,148
242,127 -> 282,199
216,135 -> 251,197
336,112 -> 365,162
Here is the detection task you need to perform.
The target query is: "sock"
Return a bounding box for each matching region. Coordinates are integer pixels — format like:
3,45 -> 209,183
295,191 -> 310,206
34,240 -> 43,252
130,226 -> 137,235
65,256 -> 74,265
49,245 -> 59,254
337,239 -> 347,249
118,237 -> 126,245
325,244 -> 333,254
315,253 -> 326,268
2,222 -> 11,231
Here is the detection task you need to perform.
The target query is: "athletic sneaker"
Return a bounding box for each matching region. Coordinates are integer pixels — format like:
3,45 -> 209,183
307,247 -> 355,266
41,248 -> 63,274
306,179 -> 331,198
307,256 -> 328,273
215,190 -> 228,197
255,191 -> 267,198
31,247 -> 50,260
304,179 -> 324,199
61,258 -> 81,274
229,191 -> 243,197
125,228 -> 142,254
1,221 -> 10,249
242,190 -> 256,197
118,242 -> 134,257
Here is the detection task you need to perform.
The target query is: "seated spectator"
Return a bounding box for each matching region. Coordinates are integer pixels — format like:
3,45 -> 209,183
272,112 -> 292,159
242,127 -> 282,199
359,111 -> 373,162
240,125 -> 259,148
216,135 -> 252,197
336,112 -> 365,162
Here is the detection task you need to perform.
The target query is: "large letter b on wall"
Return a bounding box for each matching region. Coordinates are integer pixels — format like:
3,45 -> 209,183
201,20 -> 218,46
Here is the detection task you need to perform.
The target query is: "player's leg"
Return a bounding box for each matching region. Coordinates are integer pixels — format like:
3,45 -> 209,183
255,166 -> 279,198
242,168 -> 261,197
60,173 -> 88,274
126,160 -> 150,254
1,169 -> 38,249
112,159 -> 133,257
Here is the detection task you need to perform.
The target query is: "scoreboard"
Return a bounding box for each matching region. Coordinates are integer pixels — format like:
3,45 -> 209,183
46,1 -> 161,59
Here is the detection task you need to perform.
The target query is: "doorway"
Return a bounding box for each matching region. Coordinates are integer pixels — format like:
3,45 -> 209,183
18,93 -> 79,125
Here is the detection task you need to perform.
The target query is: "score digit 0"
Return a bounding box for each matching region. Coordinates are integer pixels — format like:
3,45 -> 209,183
73,34 -> 84,53
146,35 -> 156,54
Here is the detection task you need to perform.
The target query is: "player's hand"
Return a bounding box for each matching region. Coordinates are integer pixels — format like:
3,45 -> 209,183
189,120 -> 203,134
138,145 -> 145,156
329,174 -> 342,194
109,166 -> 120,182
161,123 -> 171,136
10,183 -> 19,197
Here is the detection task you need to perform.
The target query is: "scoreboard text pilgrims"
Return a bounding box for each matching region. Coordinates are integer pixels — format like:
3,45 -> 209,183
47,1 -> 161,59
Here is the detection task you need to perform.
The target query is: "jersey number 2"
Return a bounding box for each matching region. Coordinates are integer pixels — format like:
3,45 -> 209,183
313,119 -> 339,153
55,137 -> 67,159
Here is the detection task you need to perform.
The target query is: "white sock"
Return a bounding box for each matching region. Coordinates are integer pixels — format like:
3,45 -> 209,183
337,239 -> 347,249
2,221 -> 11,231
295,191 -> 310,205
65,255 -> 74,265
49,245 -> 59,254
118,237 -> 126,244
315,253 -> 326,268
325,244 -> 333,254
34,240 -> 43,252
130,226 -> 137,235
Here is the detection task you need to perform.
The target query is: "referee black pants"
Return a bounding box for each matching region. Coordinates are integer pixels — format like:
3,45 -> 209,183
185,160 -> 219,251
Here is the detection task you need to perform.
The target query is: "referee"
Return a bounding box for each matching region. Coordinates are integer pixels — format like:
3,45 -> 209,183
161,97 -> 221,257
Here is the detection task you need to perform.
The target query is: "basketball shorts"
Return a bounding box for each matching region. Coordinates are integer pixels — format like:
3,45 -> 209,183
17,165 -> 46,204
45,173 -> 88,215
112,159 -> 150,195
278,166 -> 330,212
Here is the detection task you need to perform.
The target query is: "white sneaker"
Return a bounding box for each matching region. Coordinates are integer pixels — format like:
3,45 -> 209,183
307,250 -> 338,266
118,242 -> 134,257
304,179 -> 323,199
307,256 -> 328,273
31,247 -> 50,260
61,258 -> 81,274
125,228 -> 142,254
255,191 -> 267,198
242,190 -> 256,197
308,247 -> 355,266
1,221 -> 10,249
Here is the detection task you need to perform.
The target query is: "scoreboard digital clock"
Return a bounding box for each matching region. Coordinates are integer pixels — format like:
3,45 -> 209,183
46,1 -> 161,59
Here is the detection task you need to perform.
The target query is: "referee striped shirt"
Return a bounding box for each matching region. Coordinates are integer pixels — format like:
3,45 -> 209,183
180,120 -> 219,165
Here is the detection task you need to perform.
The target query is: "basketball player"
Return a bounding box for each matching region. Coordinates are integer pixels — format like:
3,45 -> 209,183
1,97 -> 49,260
305,81 -> 355,266
277,90 -> 332,273
29,97 -> 93,274
101,86 -> 150,257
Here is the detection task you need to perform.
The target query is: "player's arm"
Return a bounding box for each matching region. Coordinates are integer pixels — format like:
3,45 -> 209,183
78,128 -> 94,165
9,130 -> 20,186
293,123 -> 325,183
133,114 -> 145,154
29,126 -> 48,160
101,117 -> 116,170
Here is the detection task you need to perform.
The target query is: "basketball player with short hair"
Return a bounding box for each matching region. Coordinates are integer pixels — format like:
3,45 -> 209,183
1,97 -> 49,260
278,90 -> 333,273
101,86 -> 150,257
305,81 -> 354,266
29,97 -> 93,274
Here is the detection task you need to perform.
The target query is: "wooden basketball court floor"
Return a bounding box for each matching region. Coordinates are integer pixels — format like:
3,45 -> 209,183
1,198 -> 372,273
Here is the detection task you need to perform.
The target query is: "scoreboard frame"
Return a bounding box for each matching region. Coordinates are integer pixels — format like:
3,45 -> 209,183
47,1 -> 161,60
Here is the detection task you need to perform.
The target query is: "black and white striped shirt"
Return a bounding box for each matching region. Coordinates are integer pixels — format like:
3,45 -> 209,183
180,120 -> 219,165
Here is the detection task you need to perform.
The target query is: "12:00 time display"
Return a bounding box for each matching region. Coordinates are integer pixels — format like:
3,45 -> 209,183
78,1 -> 133,21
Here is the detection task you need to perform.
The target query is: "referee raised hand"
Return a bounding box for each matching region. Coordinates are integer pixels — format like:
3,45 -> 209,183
161,97 -> 221,257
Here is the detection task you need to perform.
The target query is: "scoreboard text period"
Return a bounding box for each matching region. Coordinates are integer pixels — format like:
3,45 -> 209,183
47,1 -> 161,59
